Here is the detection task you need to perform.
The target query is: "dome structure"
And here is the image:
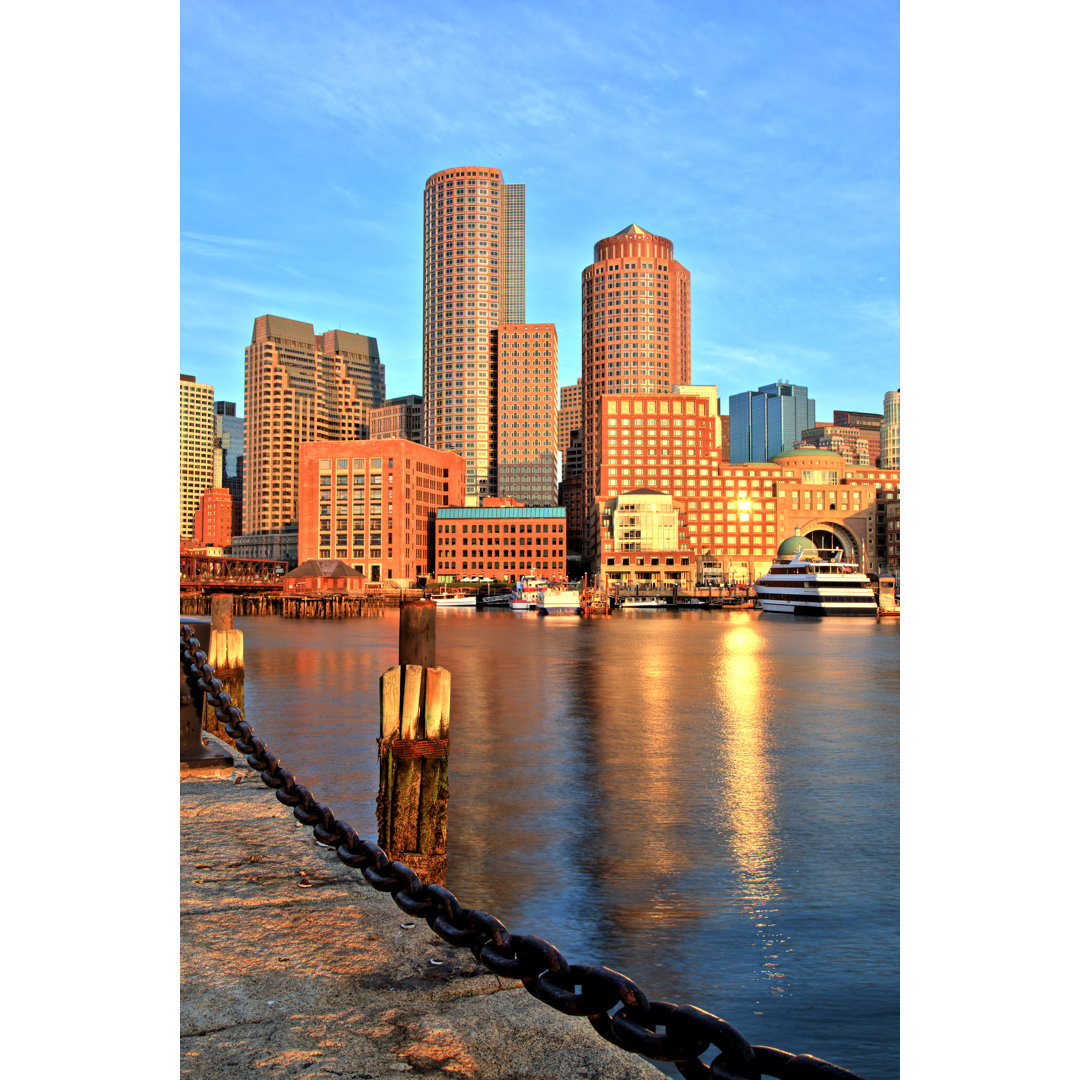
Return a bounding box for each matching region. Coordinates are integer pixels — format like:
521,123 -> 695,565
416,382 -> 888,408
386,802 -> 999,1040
776,535 -> 819,560
769,448 -> 846,466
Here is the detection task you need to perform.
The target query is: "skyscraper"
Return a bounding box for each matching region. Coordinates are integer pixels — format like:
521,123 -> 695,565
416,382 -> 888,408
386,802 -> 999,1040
496,323 -> 558,506
580,224 -> 691,555
422,166 -> 525,500
214,400 -> 245,542
242,314 -> 384,538
728,382 -> 815,463
180,373 -> 215,538
880,389 -> 900,468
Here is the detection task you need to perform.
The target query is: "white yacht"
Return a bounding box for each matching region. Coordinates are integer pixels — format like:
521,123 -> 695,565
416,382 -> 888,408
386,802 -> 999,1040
754,536 -> 878,617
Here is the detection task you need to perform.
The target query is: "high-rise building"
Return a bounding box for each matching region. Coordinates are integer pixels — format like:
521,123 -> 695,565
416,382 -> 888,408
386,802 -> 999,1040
422,166 -> 525,500
192,487 -> 235,549
496,323 -> 558,506
728,382 -> 815,464
214,400 -> 244,539
242,315 -> 385,538
880,389 -> 900,468
557,378 -> 583,462
180,373 -> 215,538
580,225 -> 692,556
370,395 -> 424,443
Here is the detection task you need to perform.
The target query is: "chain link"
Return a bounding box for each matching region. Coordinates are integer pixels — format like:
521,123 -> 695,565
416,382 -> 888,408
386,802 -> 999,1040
181,624 -> 866,1080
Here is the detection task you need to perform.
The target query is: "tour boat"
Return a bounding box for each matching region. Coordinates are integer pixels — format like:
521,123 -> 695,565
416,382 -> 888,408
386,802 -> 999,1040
537,584 -> 582,616
620,596 -> 671,610
430,591 -> 477,608
510,576 -> 546,611
754,539 -> 878,617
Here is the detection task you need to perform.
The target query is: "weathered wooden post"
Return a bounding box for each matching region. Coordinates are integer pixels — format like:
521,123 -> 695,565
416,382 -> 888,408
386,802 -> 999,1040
181,619 -> 234,775
377,601 -> 450,884
202,595 -> 244,737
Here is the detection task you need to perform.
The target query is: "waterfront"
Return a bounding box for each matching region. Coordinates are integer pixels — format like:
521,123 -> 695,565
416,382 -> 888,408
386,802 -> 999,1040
231,608 -> 899,1079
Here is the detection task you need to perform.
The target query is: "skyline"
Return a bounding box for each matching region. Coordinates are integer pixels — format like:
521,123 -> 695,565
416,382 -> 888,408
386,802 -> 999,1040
181,0 -> 899,421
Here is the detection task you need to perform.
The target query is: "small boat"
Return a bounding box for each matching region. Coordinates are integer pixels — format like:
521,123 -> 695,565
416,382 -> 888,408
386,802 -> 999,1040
620,596 -> 670,609
480,592 -> 512,606
429,590 -> 477,607
537,583 -> 582,616
754,537 -> 878,617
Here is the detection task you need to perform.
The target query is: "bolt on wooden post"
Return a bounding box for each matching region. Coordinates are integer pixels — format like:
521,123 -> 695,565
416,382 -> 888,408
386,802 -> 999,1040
377,600 -> 450,885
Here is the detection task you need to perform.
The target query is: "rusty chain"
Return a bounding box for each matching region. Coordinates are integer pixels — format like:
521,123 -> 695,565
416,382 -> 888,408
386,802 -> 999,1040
181,624 -> 866,1080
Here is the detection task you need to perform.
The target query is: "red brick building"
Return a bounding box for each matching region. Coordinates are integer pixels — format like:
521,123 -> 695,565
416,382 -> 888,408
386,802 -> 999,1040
192,487 -> 235,548
435,501 -> 566,581
298,439 -> 466,584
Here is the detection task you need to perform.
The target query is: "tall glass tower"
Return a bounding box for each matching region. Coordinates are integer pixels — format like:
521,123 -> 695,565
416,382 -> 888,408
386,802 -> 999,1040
728,382 -> 815,463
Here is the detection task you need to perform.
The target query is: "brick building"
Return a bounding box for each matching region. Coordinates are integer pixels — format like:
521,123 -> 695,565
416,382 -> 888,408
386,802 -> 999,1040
298,439 -> 465,584
580,225 -> 692,555
180,374 -> 215,538
588,386 -> 900,585
370,395 -> 423,443
434,503 -> 566,582
496,323 -> 559,506
192,487 -> 235,549
796,424 -> 871,466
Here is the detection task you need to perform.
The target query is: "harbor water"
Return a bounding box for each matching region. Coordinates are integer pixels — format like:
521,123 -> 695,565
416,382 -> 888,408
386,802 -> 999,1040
230,607 -> 899,1079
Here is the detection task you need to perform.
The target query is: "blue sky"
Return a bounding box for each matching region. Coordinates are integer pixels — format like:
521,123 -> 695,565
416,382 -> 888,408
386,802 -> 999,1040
181,0 -> 899,420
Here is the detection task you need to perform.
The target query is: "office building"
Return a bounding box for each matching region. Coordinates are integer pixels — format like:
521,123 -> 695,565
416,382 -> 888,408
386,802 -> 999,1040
496,323 -> 558,506
832,409 -> 883,466
728,382 -> 815,464
559,428 -> 585,557
242,314 -> 384,539
180,373 -> 215,538
796,424 -> 871,466
880,389 -> 900,468
435,503 -> 566,581
370,395 -> 424,443
422,166 -> 525,500
214,400 -> 244,539
558,378 -> 583,462
298,439 -> 465,584
580,224 -> 691,555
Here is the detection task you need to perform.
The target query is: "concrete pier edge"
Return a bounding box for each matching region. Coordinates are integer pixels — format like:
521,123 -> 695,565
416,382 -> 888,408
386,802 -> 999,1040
181,733 -> 665,1079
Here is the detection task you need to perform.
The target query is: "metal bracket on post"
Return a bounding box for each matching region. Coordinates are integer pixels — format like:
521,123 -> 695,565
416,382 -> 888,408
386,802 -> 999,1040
181,619 -> 234,775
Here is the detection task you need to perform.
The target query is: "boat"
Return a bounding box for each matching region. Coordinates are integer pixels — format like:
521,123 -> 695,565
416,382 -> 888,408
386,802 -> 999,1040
537,583 -> 582,616
429,590 -> 477,607
480,592 -> 512,606
509,575 -> 546,611
754,537 -> 878,617
620,596 -> 671,609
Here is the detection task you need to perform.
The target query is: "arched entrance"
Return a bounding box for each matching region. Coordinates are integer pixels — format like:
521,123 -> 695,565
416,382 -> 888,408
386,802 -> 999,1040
804,522 -> 862,564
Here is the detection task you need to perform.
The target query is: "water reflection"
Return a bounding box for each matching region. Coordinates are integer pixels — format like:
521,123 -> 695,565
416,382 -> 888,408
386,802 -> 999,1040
710,616 -> 789,997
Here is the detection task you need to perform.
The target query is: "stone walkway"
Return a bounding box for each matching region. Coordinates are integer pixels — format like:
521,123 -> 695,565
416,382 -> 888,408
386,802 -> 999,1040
180,736 -> 664,1079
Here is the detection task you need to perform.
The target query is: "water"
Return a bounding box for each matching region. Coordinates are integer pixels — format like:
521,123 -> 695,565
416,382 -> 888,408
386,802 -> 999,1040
231,608 -> 899,1079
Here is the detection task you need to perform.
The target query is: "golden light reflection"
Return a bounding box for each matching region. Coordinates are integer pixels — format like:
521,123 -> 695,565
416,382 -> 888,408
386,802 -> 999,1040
711,614 -> 791,994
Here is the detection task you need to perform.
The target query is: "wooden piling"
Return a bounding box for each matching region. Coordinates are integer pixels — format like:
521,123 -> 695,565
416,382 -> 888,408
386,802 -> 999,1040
376,607 -> 450,883
204,594 -> 244,736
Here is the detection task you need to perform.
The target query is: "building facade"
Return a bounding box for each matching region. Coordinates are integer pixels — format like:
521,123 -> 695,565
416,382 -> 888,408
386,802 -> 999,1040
728,382 -> 816,464
558,377 -> 583,460
370,394 -> 424,443
496,323 -> 559,506
434,504 -> 566,581
880,389 -> 900,468
558,428 -> 585,557
422,166 -> 524,500
588,386 -> 900,585
242,314 -> 385,539
192,487 -> 235,548
298,439 -> 465,584
832,409 -> 883,466
580,224 -> 692,556
214,400 -> 244,539
796,424 -> 871,466
180,373 -> 215,538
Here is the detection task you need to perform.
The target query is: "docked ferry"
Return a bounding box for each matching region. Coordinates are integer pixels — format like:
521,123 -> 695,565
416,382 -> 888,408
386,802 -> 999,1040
754,536 -> 878,617
537,583 -> 582,616
509,575 -> 546,611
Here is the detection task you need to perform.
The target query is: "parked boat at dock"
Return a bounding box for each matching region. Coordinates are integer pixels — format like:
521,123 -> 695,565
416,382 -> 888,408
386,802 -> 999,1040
537,583 -> 583,616
509,575 -> 546,611
754,537 -> 878,617
429,591 -> 477,608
